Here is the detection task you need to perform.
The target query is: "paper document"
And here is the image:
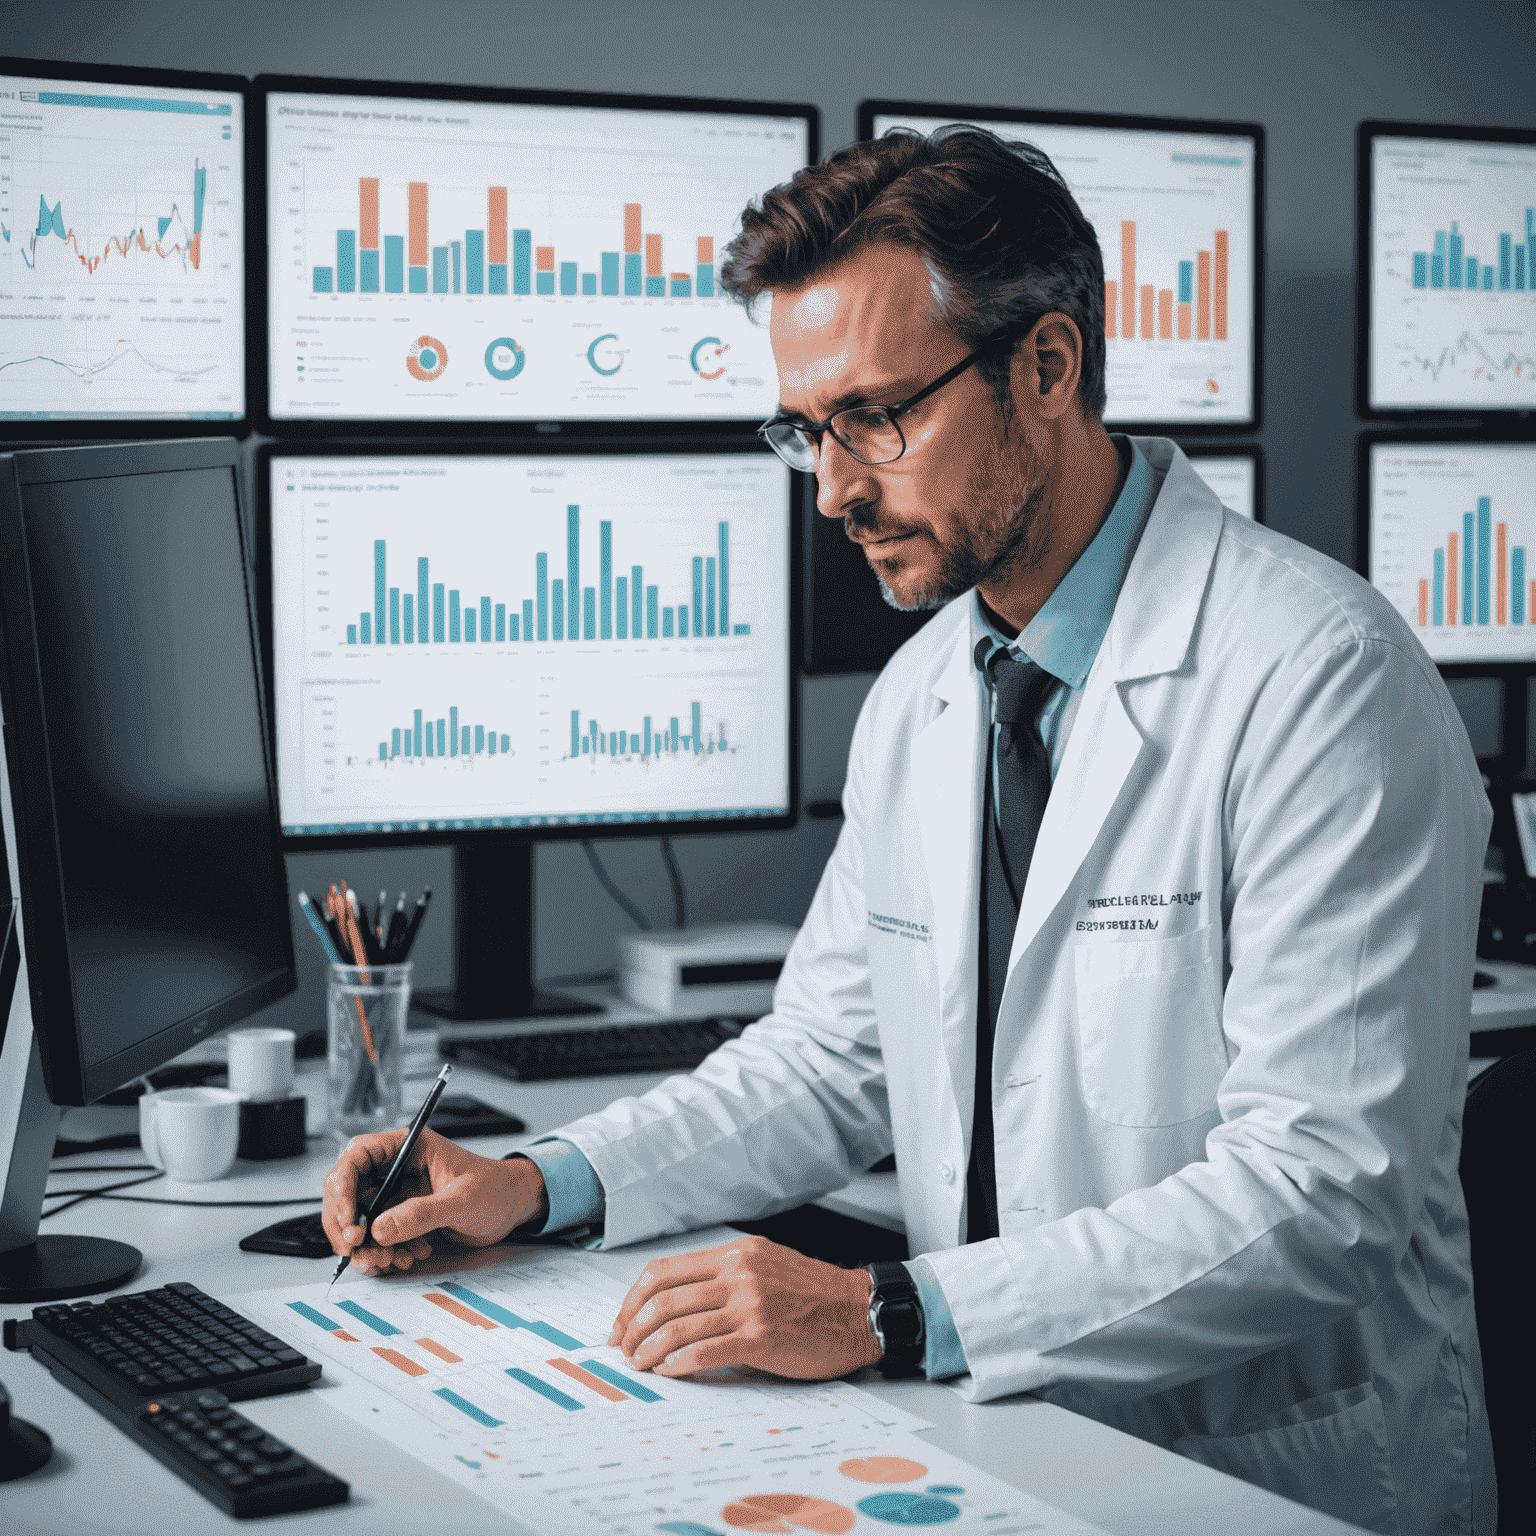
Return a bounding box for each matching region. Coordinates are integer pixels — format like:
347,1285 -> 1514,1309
232,1247 -> 1104,1534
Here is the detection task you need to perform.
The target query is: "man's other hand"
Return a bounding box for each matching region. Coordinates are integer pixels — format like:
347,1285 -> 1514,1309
607,1233 -> 883,1381
320,1129 -> 548,1275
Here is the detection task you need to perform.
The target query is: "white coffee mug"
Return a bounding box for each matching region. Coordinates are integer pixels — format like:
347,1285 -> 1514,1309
139,1087 -> 242,1182
227,1027 -> 296,1102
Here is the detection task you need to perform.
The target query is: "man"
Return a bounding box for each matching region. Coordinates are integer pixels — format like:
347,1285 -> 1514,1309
323,128 -> 1493,1535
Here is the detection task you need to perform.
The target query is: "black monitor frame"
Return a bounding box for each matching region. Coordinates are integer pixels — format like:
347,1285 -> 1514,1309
251,73 -> 818,440
858,99 -> 1264,438
1181,441 -> 1267,525
1356,120 -> 1536,424
0,438 -> 295,1106
0,56 -> 254,443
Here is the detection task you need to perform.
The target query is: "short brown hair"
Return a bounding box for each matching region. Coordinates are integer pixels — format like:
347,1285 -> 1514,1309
720,125 -> 1107,420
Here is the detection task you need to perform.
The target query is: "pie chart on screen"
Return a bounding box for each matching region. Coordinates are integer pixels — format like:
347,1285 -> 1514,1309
719,1492 -> 856,1533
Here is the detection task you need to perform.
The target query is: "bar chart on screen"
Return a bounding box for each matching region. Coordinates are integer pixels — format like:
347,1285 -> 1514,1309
266,90 -> 807,421
269,452 -> 792,835
1369,442 -> 1536,663
1370,135 -> 1536,410
0,68 -> 246,419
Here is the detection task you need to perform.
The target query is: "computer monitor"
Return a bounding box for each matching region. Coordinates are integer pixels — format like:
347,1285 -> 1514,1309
1184,445 -> 1264,524
1358,121 -> 1536,419
260,440 -> 798,1019
255,74 -> 816,435
860,101 -> 1263,434
0,57 -> 249,435
0,438 -> 297,1300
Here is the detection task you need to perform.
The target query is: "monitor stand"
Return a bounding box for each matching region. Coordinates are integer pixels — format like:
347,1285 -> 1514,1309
411,842 -> 602,1024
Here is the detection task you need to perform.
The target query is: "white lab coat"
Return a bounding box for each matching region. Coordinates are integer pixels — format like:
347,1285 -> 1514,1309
557,439 -> 1495,1536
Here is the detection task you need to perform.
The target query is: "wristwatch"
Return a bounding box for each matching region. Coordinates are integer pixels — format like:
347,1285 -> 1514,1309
866,1261 -> 925,1377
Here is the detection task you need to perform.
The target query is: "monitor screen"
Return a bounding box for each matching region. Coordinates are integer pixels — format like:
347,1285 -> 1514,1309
1365,437 -> 1536,664
1363,124 -> 1536,415
0,64 -> 246,424
262,82 -> 812,428
1185,450 -> 1261,522
865,105 -> 1261,431
268,448 -> 794,835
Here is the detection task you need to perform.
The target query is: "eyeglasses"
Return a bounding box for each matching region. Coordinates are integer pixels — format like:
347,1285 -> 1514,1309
756,342 -> 1000,473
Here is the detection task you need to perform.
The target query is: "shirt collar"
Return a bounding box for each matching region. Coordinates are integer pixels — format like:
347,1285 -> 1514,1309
972,436 -> 1156,688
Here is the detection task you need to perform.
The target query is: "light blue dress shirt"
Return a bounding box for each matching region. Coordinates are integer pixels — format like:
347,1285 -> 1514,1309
516,437 -> 1161,1382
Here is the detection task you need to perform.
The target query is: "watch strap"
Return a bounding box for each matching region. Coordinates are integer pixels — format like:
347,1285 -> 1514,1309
866,1261 -> 924,1377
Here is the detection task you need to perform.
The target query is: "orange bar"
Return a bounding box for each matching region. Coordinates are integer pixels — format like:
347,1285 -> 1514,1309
1419,579 -> 1429,627
359,179 -> 379,250
645,232 -> 662,277
547,1358 -> 628,1402
696,236 -> 713,264
1196,252 -> 1211,340
408,183 -> 428,268
417,1337 -> 462,1364
1214,231 -> 1229,341
1447,534 -> 1459,626
1120,221 -> 1136,340
669,271 -> 689,282
331,1329 -> 359,1343
1177,302 -> 1192,340
624,203 -> 642,255
535,246 -> 555,272
373,1347 -> 428,1378
424,1292 -> 497,1330
488,187 -> 507,265
1139,285 -> 1155,339
1157,289 -> 1173,339
1104,280 -> 1118,337
1497,523 -> 1508,623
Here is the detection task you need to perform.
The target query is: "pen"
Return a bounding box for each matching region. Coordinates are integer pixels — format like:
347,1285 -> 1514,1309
400,887 -> 432,960
328,1062 -> 453,1295
296,891 -> 343,965
383,894 -> 407,961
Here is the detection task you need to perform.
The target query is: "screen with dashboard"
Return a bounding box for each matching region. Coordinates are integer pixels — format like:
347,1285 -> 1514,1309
0,62 -> 246,425
1364,436 -> 1536,664
1362,123 -> 1536,416
261,80 -> 812,428
863,103 -> 1262,432
267,447 -> 794,836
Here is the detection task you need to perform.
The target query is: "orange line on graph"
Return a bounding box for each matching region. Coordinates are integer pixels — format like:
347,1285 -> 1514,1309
416,1337 -> 463,1363
546,1358 -> 628,1402
424,1292 -> 497,1329
372,1347 -> 428,1377
47,222 -> 201,275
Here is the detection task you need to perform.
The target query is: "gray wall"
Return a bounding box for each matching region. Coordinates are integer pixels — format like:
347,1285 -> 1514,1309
6,0 -> 1534,1034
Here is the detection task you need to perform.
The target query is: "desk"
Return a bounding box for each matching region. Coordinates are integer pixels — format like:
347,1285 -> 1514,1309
5,1050 -> 1362,1534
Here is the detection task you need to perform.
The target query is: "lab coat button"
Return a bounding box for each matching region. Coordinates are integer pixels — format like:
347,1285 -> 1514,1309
940,1160 -> 956,1185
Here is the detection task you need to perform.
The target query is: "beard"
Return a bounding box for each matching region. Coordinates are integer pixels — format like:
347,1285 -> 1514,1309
848,422 -> 1052,612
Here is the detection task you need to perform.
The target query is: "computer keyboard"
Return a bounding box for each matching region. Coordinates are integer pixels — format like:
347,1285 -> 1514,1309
443,1015 -> 749,1081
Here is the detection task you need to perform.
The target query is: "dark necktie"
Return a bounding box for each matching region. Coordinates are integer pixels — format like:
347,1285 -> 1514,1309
969,638 -> 1057,1243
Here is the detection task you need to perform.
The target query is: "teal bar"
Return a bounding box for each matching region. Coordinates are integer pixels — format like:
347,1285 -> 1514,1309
553,579 -> 565,640
705,557 -> 716,636
1463,513 -> 1474,623
632,565 -> 644,638
1478,497 -> 1491,624
359,613 -> 371,644
287,1301 -> 342,1331
536,272 -> 555,295
313,266 -> 333,292
389,586 -> 400,644
438,1281 -> 583,1347
500,734 -> 509,752
506,1367 -> 582,1412
487,730 -> 496,755
567,506 -> 581,640
644,717 -> 651,756
481,595 -> 491,643
670,717 -> 679,752
1514,548 -> 1526,625
403,592 -> 414,644
1178,260 -> 1193,305
696,263 -> 714,298
692,557 -> 704,637
678,604 -> 688,635
449,590 -> 461,642
379,742 -> 387,761
718,522 -> 729,634
495,602 -> 505,642
1467,256 -> 1479,289
560,261 -> 578,295
582,272 -> 596,294
601,253 -> 620,294
409,266 -> 428,293
463,607 -> 476,643
536,554 -> 548,640
600,521 -> 613,638
391,728 -> 401,758
646,275 -> 666,297
663,606 -> 674,637
360,249 -> 379,291
1431,230 -> 1445,288
375,540 -> 386,644
625,252 -> 642,295
571,710 -> 580,758
670,276 -> 691,297
433,1388 -> 503,1428
513,230 -> 531,294
432,246 -> 448,293
692,701 -> 702,755
37,90 -> 232,115
450,706 -> 459,756
337,230 -> 356,292
1500,233 -> 1512,290
647,584 -> 658,638
733,623 -> 750,635
1449,224 -> 1463,288
1483,265 -> 1495,290
434,583 -> 445,642
336,1299 -> 401,1337
1412,253 -> 1427,288
616,577 -> 628,639
346,624 -> 357,644
475,724 -> 484,753
466,229 -> 484,293
384,235 -> 404,292
451,240 -> 461,294
509,611 -> 520,641
414,708 -> 423,756
524,597 -> 535,642
583,586 -> 595,640
436,719 -> 445,755
489,263 -> 507,294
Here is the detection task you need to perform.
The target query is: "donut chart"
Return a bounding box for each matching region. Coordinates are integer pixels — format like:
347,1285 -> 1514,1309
405,334 -> 448,381
484,337 -> 525,380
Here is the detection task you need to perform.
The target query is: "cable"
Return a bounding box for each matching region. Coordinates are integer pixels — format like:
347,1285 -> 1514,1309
582,841 -> 652,932
46,1163 -> 158,1175
660,838 -> 688,929
42,1170 -> 164,1221
90,1193 -> 322,1209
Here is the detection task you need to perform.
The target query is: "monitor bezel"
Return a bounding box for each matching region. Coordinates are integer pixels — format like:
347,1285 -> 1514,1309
1355,426 -> 1536,683
0,56 -> 254,443
1179,441 -> 1267,525
857,99 -> 1265,437
256,436 -> 804,850
251,72 -> 819,440
0,438 -> 296,1106
1356,120 -> 1536,423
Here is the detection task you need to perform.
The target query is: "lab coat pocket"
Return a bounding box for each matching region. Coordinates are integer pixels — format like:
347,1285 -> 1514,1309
1073,924 -> 1224,1127
1172,1382 -> 1400,1536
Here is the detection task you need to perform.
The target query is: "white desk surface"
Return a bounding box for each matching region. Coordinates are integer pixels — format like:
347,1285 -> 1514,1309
5,1014 -> 1388,1535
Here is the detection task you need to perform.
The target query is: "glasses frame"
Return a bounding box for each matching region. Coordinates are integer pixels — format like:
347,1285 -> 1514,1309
756,340 -> 1006,469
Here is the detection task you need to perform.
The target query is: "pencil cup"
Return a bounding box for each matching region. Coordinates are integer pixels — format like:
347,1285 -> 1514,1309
326,963 -> 411,1142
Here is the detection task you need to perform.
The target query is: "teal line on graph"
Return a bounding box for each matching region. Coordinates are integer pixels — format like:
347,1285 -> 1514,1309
433,1387 -> 503,1427
578,1359 -> 664,1402
505,1366 -> 583,1411
335,1299 -> 402,1337
286,1301 -> 343,1332
439,1280 -> 583,1349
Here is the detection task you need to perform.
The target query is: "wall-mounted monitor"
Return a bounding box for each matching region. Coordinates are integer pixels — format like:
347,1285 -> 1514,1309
860,101 -> 1263,435
0,57 -> 248,435
256,76 -> 815,435
1184,445 -> 1264,523
1359,431 -> 1536,665
1359,122 -> 1536,418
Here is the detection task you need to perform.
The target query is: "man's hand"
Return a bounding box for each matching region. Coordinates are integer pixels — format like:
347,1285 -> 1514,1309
606,1233 -> 883,1381
320,1128 -> 547,1276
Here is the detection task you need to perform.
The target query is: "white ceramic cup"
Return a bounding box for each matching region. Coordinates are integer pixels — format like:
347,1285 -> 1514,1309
227,1027 -> 296,1102
139,1087 -> 242,1182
